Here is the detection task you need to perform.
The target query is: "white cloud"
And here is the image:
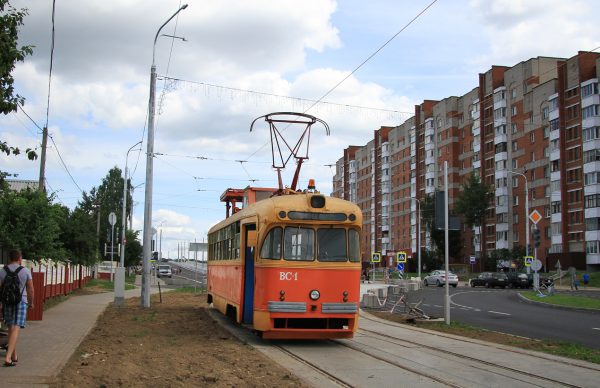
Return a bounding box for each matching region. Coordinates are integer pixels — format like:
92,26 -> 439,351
469,0 -> 599,68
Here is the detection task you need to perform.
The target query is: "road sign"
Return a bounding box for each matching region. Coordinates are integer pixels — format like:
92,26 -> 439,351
524,256 -> 534,266
397,251 -> 407,263
469,256 -> 476,265
531,259 -> 542,272
371,252 -> 381,263
108,212 -> 117,226
529,209 -> 542,225
397,263 -> 404,272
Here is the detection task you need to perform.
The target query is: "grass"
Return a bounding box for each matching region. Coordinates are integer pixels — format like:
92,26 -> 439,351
416,320 -> 600,364
521,291 -> 600,310
86,277 -> 136,291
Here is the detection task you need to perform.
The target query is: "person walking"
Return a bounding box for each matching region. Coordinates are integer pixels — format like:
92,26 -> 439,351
0,249 -> 34,367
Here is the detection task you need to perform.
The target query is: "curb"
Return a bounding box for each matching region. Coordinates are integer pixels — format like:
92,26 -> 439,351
516,292 -> 600,314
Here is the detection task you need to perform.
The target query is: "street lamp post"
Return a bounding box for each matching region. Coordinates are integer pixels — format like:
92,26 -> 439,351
141,4 -> 188,308
508,170 -> 530,271
115,141 -> 142,306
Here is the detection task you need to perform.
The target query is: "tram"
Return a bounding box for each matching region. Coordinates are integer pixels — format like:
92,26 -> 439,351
207,112 -> 362,339
207,184 -> 362,339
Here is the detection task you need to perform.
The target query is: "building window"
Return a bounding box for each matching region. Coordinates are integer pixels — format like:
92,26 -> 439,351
583,126 -> 600,141
542,107 -> 549,119
584,172 -> 600,185
513,231 -> 519,242
585,193 -> 600,209
513,213 -> 519,224
566,125 -> 581,141
494,107 -> 506,120
511,123 -> 518,134
512,105 -> 518,116
530,132 -> 535,143
513,196 -> 519,206
549,119 -> 559,131
512,141 -> 518,151
582,82 -> 599,97
512,159 -> 518,169
582,105 -> 599,119
551,201 -> 561,214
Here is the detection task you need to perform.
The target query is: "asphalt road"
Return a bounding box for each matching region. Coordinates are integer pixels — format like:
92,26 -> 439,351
411,286 -> 600,349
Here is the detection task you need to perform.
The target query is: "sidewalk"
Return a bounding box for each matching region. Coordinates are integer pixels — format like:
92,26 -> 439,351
1,277 -> 165,388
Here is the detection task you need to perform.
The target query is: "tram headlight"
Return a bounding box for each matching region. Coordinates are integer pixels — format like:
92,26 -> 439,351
310,195 -> 325,208
309,289 -> 320,301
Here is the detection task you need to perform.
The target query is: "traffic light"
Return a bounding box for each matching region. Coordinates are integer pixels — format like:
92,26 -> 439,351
397,251 -> 407,263
533,228 -> 541,248
371,252 -> 381,263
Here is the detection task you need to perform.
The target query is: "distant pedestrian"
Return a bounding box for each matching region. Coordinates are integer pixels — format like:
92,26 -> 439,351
583,272 -> 590,286
570,270 -> 578,291
0,249 -> 34,367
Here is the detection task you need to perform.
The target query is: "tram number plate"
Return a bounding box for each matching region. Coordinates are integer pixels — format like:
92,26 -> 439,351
280,271 -> 298,281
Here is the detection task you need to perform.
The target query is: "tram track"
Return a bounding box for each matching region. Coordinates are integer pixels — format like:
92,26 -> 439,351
357,313 -> 596,387
272,344 -> 354,388
360,313 -> 600,373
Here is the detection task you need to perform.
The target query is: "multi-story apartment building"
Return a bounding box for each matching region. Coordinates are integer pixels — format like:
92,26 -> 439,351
332,51 -> 600,271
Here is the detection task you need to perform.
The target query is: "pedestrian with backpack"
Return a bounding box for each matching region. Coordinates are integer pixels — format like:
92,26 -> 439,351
0,249 -> 34,367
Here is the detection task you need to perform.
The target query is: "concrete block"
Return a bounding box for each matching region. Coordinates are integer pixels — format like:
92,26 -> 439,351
361,294 -> 379,308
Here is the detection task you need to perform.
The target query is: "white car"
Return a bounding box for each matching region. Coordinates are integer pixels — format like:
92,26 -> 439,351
157,264 -> 172,278
423,270 -> 458,287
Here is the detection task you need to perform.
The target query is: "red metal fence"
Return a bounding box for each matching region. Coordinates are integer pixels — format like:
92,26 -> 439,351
26,263 -> 94,321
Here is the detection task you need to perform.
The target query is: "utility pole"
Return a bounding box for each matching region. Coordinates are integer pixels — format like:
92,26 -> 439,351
38,126 -> 48,191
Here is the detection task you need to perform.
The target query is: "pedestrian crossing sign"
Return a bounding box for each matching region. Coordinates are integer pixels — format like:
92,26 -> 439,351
524,256 -> 534,266
371,252 -> 381,263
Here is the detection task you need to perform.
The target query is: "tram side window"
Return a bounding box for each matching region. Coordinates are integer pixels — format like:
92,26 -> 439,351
317,228 -> 347,262
348,229 -> 360,262
284,227 -> 314,261
260,227 -> 282,260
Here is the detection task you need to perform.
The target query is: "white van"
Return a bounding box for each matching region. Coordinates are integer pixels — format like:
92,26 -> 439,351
157,264 -> 172,278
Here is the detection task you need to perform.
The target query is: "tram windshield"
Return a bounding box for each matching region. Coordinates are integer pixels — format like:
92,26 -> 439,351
260,226 -> 360,262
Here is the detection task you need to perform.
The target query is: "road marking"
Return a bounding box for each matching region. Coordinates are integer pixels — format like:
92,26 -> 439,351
488,310 -> 511,316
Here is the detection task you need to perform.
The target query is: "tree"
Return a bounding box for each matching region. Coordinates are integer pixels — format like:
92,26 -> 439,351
455,173 -> 493,255
420,193 -> 463,263
0,188 -> 64,261
0,1 -> 36,181
0,0 -> 33,114
124,229 -> 142,267
60,206 -> 98,265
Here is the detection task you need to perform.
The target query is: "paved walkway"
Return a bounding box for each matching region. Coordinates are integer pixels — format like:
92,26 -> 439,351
1,277 -> 165,388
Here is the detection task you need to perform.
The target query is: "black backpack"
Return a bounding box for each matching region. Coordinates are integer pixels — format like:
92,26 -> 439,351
1,265 -> 25,307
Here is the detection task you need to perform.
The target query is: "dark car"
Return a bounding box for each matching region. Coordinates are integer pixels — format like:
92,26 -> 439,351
469,272 -> 508,288
506,272 -> 530,288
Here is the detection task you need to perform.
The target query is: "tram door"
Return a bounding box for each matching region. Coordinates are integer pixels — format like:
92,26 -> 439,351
242,224 -> 257,324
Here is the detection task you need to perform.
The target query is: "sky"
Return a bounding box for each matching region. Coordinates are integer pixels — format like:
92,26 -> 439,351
1,0 -> 598,259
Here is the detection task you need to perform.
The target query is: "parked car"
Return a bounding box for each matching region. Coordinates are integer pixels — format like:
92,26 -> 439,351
469,272 -> 508,288
506,272 -> 530,288
157,264 -> 172,278
423,270 -> 458,287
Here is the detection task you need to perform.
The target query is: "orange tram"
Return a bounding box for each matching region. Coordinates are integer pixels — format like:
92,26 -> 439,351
207,185 -> 362,339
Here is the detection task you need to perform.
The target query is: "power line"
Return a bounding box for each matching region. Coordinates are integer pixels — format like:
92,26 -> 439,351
47,133 -> 83,194
159,76 -> 414,117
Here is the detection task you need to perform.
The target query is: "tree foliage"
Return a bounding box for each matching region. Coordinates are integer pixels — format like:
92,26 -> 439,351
0,0 -> 33,114
455,173 -> 493,230
0,1 -> 37,181
0,188 -> 64,261
420,193 -> 463,263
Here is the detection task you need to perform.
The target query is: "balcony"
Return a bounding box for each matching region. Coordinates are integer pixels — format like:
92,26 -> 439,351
582,93 -> 600,109
551,171 -> 561,182
550,127 -> 560,141
584,161 -> 600,174
585,230 -> 600,243
584,139 -> 600,152
551,213 -> 562,223
496,240 -> 509,249
549,108 -> 559,121
426,156 -> 435,165
473,159 -> 481,169
550,149 -> 561,161
494,152 -> 508,162
495,186 -> 508,197
494,133 -> 507,145
585,207 -> 600,218
551,235 -> 562,245
496,204 -> 508,215
474,142 -> 481,153
496,222 -> 509,232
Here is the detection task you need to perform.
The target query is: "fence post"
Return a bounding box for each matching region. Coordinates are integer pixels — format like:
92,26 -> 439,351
27,271 -> 45,321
